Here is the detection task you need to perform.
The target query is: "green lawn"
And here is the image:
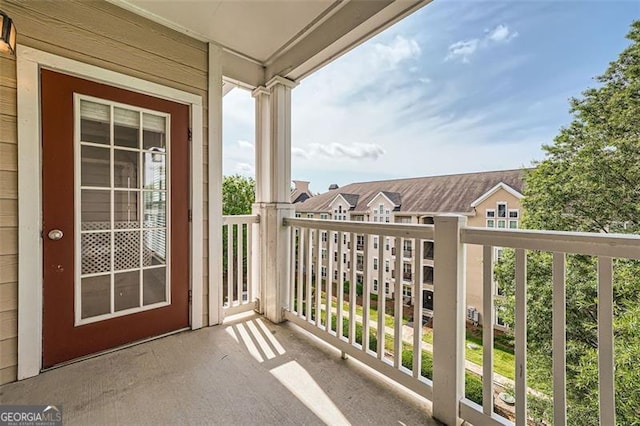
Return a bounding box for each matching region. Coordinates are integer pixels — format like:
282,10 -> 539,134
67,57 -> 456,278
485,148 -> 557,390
314,294 -> 518,383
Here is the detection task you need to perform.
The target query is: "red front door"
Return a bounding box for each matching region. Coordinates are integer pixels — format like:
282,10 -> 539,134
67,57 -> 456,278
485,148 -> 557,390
41,70 -> 190,367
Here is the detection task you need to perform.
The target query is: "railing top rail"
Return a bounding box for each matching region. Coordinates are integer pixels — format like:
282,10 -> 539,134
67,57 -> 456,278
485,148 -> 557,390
222,214 -> 260,225
462,226 -> 640,259
284,218 -> 435,240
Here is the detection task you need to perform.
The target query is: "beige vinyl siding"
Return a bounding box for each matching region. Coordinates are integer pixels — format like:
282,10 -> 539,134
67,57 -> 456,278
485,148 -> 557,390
0,50 -> 17,384
0,0 -> 211,384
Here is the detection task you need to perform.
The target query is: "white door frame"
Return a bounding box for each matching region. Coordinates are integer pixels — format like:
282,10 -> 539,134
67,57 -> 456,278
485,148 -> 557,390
16,45 -> 204,380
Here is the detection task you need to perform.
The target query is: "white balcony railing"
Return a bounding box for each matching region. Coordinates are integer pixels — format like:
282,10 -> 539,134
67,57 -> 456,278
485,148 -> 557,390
282,216 -> 640,425
222,215 -> 259,316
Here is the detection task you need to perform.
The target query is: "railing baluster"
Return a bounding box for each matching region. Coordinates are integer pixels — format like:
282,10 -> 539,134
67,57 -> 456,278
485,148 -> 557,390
337,231 -> 344,339
247,221 -> 253,306
326,231 -> 333,333
377,234 -> 385,360
226,224 -> 233,307
515,248 -> 527,425
315,229 -> 322,327
394,236 -> 403,368
363,233 -> 371,352
552,251 -> 567,426
349,232 -> 357,345
482,245 -> 494,416
413,238 -> 423,378
305,228 -> 313,321
289,227 -> 296,313
598,256 -> 615,425
296,228 -> 304,317
236,223 -> 243,306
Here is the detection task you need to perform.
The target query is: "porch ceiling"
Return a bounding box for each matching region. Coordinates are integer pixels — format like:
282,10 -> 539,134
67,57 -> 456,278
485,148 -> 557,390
109,0 -> 431,87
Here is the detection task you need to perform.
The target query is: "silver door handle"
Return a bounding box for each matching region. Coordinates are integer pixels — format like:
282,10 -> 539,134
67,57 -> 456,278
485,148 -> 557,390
48,229 -> 64,240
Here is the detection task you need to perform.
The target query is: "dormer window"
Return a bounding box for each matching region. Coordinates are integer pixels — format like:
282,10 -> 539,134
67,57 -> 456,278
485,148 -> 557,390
497,203 -> 507,218
379,204 -> 384,214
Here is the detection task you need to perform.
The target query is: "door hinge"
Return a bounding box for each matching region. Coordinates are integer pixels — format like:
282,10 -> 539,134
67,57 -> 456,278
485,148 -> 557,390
188,209 -> 193,222
188,290 -> 193,302
188,128 -> 192,142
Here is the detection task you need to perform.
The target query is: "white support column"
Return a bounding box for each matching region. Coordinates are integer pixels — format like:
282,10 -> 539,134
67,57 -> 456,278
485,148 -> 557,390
432,215 -> 466,426
208,43 -> 224,326
252,76 -> 297,323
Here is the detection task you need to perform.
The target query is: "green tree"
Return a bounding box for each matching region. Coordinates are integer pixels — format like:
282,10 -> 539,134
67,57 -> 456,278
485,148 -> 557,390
223,174 -> 255,215
495,21 -> 640,425
222,175 -> 255,303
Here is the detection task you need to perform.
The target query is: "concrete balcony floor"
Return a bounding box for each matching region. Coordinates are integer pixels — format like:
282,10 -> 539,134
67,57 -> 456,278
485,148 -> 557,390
0,313 -> 438,425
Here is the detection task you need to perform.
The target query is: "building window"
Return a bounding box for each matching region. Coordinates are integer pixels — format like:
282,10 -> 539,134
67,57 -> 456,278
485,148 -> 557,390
321,266 -> 326,278
356,274 -> 363,285
373,258 -> 378,270
385,282 -> 390,295
322,231 -> 327,242
423,241 -> 434,260
509,209 -> 519,219
356,235 -> 365,251
321,249 -> 327,260
373,279 -> 378,292
487,219 -> 495,228
334,270 -> 338,280
379,204 -> 384,214
385,217 -> 390,223
423,266 -> 434,284
333,233 -> 338,244
396,216 -> 411,224
320,213 -> 328,220
385,238 -> 390,251
497,203 -> 507,218
343,272 -> 347,281
295,212 -> 301,218
343,253 -> 347,263
403,285 -> 412,298
385,260 -> 390,272
356,254 -> 364,271
403,263 -> 412,280
486,209 -> 495,218
497,220 -> 506,229
509,220 -> 518,229
373,236 -> 378,249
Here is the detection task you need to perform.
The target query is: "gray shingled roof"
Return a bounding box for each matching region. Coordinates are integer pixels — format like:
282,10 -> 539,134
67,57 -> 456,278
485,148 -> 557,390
339,193 -> 360,208
295,169 -> 526,214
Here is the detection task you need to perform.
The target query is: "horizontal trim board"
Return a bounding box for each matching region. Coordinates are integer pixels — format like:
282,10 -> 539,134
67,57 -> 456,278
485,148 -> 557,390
285,218 -> 434,240
459,398 -> 513,426
462,226 -> 640,259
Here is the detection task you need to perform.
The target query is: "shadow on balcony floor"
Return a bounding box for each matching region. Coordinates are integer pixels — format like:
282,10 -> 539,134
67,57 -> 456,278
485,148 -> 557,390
0,313 -> 439,425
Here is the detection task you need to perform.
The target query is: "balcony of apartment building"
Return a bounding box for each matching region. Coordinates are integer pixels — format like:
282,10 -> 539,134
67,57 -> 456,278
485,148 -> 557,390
1,2 -> 634,425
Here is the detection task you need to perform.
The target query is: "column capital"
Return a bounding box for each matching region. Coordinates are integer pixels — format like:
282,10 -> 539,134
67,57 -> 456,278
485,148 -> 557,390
251,86 -> 270,98
265,75 -> 298,90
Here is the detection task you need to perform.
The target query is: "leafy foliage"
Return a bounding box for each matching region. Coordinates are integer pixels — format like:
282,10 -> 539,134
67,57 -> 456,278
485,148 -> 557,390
495,21 -> 640,425
222,175 -> 255,215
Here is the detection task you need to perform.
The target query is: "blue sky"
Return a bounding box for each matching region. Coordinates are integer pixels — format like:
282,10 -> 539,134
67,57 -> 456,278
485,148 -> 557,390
223,0 -> 639,194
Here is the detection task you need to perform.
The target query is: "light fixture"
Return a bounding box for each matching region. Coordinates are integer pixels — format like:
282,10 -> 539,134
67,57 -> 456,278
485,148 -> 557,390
0,11 -> 16,56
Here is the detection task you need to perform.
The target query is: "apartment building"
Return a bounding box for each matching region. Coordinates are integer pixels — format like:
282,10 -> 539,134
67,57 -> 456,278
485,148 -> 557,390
294,169 -> 525,327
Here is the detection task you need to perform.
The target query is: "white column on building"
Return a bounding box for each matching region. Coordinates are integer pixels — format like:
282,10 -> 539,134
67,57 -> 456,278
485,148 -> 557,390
252,76 -> 297,323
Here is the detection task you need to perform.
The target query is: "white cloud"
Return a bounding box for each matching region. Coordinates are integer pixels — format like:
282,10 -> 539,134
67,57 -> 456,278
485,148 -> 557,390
373,35 -> 421,67
292,147 -> 309,159
309,142 -> 386,160
445,39 -> 479,63
419,77 -> 432,84
293,143 -> 386,161
487,24 -> 518,42
235,162 -> 254,175
237,140 -> 254,150
446,23 -> 518,63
